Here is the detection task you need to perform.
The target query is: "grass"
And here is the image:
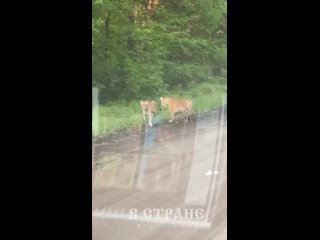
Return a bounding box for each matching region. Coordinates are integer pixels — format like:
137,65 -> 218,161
93,101 -> 142,136
92,82 -> 227,136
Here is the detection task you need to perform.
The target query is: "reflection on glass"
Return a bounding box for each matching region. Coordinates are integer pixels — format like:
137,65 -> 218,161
184,110 -> 220,206
136,125 -> 181,192
93,152 -> 138,189
144,127 -> 155,150
92,96 -> 227,238
92,87 -> 99,137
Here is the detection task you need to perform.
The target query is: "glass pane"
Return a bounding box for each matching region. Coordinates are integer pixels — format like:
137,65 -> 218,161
93,0 -> 227,239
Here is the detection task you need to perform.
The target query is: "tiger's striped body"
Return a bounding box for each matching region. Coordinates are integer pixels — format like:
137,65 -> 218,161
160,97 -> 192,123
140,100 -> 157,127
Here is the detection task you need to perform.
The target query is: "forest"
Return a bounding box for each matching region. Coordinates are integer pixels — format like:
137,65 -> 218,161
92,0 -> 227,135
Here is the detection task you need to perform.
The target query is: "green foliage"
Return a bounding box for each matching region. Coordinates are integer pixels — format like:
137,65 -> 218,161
92,0 -> 227,103
93,81 -> 227,136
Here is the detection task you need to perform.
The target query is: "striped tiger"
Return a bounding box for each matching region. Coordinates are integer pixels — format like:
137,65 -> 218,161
160,97 -> 192,123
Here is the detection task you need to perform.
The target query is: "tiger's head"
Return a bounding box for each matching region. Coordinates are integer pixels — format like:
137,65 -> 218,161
160,97 -> 171,107
140,100 -> 149,111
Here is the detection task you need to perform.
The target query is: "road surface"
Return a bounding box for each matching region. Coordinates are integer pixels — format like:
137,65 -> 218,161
92,105 -> 227,240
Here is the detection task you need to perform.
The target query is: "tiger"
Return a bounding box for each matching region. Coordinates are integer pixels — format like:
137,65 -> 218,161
160,97 -> 192,123
140,100 -> 157,127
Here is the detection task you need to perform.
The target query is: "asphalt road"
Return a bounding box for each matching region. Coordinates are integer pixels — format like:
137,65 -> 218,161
92,105 -> 227,240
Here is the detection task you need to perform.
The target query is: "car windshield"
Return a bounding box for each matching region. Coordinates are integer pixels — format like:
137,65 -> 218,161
92,1 -> 227,239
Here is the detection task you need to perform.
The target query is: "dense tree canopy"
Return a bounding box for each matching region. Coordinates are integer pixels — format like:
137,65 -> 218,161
93,0 -> 227,103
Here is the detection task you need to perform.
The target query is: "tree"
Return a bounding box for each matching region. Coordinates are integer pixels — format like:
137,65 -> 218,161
92,0 -> 227,103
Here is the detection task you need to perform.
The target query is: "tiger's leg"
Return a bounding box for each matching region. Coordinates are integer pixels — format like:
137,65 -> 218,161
142,110 -> 146,121
169,112 -> 175,123
148,113 -> 153,127
186,110 -> 192,123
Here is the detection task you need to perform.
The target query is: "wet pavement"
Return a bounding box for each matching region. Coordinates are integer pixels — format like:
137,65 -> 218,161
92,105 -> 227,240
